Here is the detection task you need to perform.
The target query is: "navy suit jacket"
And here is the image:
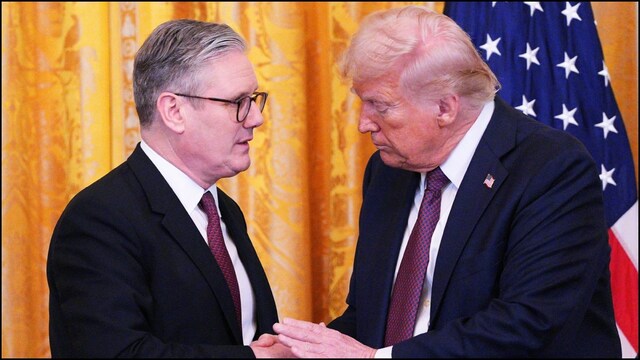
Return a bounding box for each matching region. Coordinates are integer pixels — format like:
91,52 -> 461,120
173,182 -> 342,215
47,143 -> 278,358
329,97 -> 621,357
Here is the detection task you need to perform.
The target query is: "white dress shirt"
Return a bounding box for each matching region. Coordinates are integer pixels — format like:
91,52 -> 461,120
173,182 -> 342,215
376,100 -> 495,357
141,140 -> 257,345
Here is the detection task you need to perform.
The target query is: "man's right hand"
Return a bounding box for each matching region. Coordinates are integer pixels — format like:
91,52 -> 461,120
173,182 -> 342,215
250,334 -> 295,358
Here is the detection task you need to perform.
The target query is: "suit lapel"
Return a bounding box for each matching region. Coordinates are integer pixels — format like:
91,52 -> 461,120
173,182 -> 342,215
217,190 -> 278,337
161,208 -> 244,343
359,164 -> 420,347
127,145 -> 243,343
430,98 -> 516,321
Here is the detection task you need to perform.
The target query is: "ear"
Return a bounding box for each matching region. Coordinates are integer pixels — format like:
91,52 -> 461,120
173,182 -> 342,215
157,92 -> 186,134
436,94 -> 459,127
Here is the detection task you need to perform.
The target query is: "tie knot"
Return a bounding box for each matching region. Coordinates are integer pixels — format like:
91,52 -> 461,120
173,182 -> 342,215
199,191 -> 218,218
425,167 -> 449,193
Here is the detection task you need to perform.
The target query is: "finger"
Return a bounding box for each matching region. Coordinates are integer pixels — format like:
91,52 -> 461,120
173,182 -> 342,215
282,318 -> 332,338
274,323 -> 318,343
291,343 -> 315,359
253,333 -> 276,346
309,322 -> 329,336
280,335 -> 329,359
282,317 -> 317,330
251,339 -> 269,347
273,322 -> 281,333
274,322 -> 297,337
278,333 -> 314,351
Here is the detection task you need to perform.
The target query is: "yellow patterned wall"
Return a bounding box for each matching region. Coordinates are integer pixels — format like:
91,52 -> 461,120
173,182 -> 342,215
2,2 -> 637,358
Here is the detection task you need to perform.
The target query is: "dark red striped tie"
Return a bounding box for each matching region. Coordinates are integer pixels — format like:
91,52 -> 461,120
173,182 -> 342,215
200,191 -> 242,330
384,167 -> 449,346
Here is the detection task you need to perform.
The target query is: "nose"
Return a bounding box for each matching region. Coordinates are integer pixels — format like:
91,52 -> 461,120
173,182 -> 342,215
358,112 -> 379,134
243,103 -> 265,128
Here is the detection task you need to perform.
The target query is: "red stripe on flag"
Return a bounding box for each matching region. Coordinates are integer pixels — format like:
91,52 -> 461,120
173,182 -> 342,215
609,229 -> 638,352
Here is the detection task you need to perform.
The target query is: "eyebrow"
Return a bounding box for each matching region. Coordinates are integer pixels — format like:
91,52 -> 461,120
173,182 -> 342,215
351,87 -> 385,102
232,87 -> 260,100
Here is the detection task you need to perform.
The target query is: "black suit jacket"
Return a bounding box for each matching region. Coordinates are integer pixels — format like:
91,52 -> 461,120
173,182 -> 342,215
329,97 -> 621,357
47,143 -> 278,358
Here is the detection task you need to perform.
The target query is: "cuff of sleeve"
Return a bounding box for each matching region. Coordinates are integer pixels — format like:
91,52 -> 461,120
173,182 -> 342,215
375,346 -> 393,358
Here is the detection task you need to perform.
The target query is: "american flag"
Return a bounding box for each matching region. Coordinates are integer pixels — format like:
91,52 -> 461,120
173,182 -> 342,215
444,2 -> 638,357
483,173 -> 495,189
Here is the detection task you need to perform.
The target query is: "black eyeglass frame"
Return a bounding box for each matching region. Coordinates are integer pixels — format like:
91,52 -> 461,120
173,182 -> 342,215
173,92 -> 268,122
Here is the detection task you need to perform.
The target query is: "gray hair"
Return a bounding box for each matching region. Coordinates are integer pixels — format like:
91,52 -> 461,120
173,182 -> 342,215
338,6 -> 499,109
133,19 -> 246,127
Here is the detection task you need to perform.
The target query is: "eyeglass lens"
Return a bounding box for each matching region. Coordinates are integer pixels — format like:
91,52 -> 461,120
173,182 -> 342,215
238,93 -> 267,122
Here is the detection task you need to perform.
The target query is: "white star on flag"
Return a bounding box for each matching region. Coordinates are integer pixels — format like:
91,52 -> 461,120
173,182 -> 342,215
515,95 -> 536,117
519,43 -> 541,70
599,164 -> 617,191
524,2 -> 544,17
598,61 -> 611,87
554,104 -> 579,130
480,34 -> 501,60
557,52 -> 579,79
595,112 -> 618,139
561,1 -> 582,26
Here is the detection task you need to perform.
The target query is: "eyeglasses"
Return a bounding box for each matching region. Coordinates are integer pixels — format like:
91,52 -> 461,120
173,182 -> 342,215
174,92 -> 268,122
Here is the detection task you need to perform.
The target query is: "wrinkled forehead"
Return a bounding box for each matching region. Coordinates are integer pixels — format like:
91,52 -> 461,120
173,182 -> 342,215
196,51 -> 258,95
352,75 -> 403,101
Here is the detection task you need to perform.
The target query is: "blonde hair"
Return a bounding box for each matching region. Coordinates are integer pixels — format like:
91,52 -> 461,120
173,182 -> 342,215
338,6 -> 499,108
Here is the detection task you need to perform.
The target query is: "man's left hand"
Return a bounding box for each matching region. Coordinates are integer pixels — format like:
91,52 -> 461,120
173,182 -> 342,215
273,317 -> 376,358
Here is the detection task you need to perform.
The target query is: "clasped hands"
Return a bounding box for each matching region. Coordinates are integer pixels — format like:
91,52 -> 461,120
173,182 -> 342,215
250,317 -> 375,358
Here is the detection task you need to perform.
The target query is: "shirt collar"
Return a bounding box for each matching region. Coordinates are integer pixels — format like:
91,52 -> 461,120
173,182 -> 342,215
439,100 -> 495,189
140,140 -> 219,214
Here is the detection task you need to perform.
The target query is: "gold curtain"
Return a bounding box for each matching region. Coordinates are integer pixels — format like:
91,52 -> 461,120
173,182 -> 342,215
2,2 -> 637,358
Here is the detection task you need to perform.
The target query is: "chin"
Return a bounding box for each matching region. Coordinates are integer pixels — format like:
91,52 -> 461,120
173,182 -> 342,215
379,152 -> 403,169
233,158 -> 251,173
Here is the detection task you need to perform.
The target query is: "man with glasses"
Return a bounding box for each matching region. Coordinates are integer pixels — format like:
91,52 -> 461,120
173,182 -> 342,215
47,19 -> 289,358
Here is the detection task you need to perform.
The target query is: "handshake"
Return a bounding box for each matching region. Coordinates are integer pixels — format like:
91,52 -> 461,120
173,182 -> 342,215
249,318 -> 376,358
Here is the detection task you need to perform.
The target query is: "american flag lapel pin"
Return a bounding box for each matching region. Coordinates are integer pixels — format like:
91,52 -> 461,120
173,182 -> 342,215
483,173 -> 495,189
